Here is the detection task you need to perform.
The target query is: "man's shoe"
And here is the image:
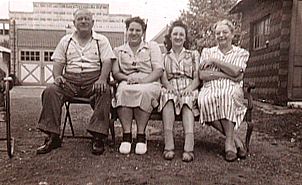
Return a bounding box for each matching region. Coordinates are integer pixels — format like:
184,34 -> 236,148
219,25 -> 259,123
37,137 -> 62,154
91,137 -> 105,155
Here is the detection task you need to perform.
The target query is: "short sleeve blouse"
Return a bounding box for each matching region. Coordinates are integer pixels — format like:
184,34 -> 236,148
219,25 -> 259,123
113,41 -> 164,75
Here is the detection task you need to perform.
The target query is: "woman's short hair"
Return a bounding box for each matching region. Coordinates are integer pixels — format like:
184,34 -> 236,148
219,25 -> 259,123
213,19 -> 235,33
164,20 -> 190,51
125,16 -> 147,33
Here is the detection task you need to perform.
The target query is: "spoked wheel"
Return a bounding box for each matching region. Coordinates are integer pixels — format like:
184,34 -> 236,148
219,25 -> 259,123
5,77 -> 13,157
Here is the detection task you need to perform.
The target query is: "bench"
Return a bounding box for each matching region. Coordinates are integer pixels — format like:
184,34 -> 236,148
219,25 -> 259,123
61,81 -> 255,152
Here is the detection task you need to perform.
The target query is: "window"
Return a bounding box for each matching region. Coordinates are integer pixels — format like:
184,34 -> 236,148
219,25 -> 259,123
20,51 -> 40,61
0,23 -> 9,35
253,15 -> 270,49
44,51 -> 53,62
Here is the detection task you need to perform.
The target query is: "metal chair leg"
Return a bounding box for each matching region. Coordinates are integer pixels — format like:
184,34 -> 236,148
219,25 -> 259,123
246,121 -> 254,152
66,104 -> 75,137
62,102 -> 75,139
109,118 -> 115,147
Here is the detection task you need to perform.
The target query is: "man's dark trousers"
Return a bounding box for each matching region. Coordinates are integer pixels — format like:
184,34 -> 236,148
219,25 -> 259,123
37,71 -> 111,137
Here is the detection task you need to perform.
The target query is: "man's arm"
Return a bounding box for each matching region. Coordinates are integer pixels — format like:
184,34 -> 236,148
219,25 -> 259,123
94,58 -> 113,94
52,61 -> 65,79
52,60 -> 66,86
99,58 -> 112,82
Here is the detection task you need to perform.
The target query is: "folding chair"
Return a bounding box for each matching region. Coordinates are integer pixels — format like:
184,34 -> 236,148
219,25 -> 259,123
61,93 -> 116,146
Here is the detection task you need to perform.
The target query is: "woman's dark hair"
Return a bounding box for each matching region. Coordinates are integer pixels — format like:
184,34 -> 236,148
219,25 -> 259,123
164,20 -> 190,51
125,16 -> 147,33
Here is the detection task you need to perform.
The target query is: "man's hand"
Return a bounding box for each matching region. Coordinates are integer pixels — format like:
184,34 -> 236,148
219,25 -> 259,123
94,78 -> 108,94
54,76 -> 66,87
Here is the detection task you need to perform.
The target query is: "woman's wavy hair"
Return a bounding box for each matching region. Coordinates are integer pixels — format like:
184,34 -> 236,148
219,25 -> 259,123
164,20 -> 190,51
125,16 -> 147,34
213,19 -> 235,33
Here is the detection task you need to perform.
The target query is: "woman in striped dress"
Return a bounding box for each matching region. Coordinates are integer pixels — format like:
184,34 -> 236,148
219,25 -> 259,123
158,20 -> 200,162
198,19 -> 250,162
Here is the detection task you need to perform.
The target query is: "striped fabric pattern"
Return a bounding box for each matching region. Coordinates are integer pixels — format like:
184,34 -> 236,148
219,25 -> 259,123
198,46 -> 249,129
158,49 -> 200,116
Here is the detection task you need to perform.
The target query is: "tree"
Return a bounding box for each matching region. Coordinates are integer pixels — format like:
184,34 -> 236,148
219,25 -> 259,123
179,0 -> 240,52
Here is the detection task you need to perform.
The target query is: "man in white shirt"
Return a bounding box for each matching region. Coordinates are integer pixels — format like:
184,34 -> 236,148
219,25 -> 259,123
37,9 -> 116,155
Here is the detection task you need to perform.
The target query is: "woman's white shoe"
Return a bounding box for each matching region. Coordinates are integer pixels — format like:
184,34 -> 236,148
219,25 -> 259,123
135,142 -> 147,155
119,142 -> 131,154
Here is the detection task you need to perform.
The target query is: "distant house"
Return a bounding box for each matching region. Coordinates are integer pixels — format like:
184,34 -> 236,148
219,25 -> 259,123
230,0 -> 302,105
150,25 -> 168,54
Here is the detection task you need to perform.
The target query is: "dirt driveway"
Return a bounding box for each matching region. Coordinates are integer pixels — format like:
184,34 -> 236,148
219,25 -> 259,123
0,86 -> 301,185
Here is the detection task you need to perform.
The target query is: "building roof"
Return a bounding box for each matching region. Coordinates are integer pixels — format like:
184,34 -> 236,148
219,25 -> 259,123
17,29 -> 66,48
0,46 -> 11,53
229,0 -> 257,14
16,29 -> 124,49
96,31 -> 125,48
0,19 -> 9,23
150,25 -> 169,44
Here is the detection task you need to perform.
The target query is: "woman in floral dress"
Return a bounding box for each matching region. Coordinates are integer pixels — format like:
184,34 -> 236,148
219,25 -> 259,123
158,20 -> 200,162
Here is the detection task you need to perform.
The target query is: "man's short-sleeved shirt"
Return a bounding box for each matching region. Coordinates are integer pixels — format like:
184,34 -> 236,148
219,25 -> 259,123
51,31 -> 116,73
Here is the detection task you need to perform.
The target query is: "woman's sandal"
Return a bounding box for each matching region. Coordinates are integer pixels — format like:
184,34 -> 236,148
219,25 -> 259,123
163,150 -> 175,160
236,139 -> 247,159
182,151 -> 194,162
237,146 -> 247,159
225,150 -> 237,162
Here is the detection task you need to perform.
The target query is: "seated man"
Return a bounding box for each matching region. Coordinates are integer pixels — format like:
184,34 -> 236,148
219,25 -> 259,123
36,9 -> 116,155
